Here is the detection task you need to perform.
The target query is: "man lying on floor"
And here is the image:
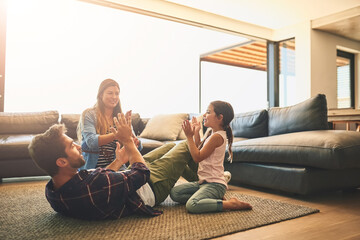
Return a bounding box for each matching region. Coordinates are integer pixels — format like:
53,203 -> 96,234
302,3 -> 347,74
28,112 -> 194,220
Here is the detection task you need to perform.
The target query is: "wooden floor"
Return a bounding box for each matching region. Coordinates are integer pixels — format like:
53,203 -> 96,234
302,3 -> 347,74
216,184 -> 360,240
2,177 -> 360,240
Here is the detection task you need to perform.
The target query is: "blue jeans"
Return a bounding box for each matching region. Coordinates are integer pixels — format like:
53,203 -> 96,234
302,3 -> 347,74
170,181 -> 226,213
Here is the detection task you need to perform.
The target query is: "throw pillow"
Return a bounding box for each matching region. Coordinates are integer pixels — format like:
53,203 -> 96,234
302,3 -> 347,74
268,93 -> 329,136
140,113 -> 189,141
230,109 -> 268,138
130,113 -> 143,136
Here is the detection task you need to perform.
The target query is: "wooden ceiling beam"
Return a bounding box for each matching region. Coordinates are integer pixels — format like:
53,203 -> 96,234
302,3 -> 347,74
240,45 -> 267,53
210,55 -> 265,66
206,55 -> 266,66
217,51 -> 266,61
214,53 -> 266,65
201,40 -> 296,72
202,57 -> 267,71
229,49 -> 267,58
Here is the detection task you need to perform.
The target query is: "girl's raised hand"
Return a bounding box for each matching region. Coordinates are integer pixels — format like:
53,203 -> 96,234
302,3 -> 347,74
191,116 -> 201,133
182,120 -> 194,138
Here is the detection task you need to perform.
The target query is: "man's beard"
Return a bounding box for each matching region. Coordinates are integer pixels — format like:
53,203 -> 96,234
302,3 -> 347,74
69,156 -> 86,168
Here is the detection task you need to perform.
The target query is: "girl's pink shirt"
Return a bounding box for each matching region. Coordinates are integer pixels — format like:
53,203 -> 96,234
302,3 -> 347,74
197,130 -> 227,188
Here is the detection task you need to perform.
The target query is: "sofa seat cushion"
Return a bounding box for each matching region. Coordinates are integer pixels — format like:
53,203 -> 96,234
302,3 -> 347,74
139,137 -> 165,155
231,130 -> 360,169
0,134 -> 34,160
233,137 -> 249,143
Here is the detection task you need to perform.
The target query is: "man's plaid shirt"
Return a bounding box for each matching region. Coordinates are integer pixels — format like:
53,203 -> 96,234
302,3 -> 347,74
45,162 -> 162,220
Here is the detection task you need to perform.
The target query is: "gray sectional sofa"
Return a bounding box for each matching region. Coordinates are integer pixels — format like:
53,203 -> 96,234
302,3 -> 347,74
225,94 -> 360,194
1,94 -> 360,195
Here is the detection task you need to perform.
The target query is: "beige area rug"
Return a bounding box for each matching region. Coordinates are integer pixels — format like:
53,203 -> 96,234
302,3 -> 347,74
0,181 -> 319,240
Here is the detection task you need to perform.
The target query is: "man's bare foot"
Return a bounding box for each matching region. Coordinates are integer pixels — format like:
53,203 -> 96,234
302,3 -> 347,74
222,197 -> 252,211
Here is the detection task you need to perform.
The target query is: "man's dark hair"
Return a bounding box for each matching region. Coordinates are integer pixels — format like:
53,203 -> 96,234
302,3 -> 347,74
28,124 -> 67,177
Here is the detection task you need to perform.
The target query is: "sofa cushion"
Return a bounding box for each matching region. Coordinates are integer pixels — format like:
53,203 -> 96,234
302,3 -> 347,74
130,113 -> 144,136
139,113 -> 188,141
138,137 -> 165,155
0,111 -> 59,134
0,134 -> 35,160
231,130 -> 360,170
230,109 -> 268,138
60,114 -> 80,140
268,94 -> 328,136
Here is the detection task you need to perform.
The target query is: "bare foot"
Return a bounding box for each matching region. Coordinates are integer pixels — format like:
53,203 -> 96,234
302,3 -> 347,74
223,198 -> 252,211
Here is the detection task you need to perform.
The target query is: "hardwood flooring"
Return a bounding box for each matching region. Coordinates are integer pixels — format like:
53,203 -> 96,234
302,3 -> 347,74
2,177 -> 360,240
216,184 -> 360,240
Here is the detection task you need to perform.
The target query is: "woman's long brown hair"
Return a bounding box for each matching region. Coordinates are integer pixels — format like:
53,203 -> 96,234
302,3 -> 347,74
95,79 -> 122,135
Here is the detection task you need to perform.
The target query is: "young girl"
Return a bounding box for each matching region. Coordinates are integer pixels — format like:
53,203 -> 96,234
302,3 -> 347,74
170,100 -> 252,213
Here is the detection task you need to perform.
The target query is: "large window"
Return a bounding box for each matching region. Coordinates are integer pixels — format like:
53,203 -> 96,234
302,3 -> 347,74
4,0 -> 244,116
336,50 -> 355,109
200,41 -> 268,113
200,62 -> 267,113
279,38 -> 296,107
4,0 -> 294,116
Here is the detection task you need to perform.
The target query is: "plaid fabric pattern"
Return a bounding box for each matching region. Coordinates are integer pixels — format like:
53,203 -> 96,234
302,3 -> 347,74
45,162 -> 162,220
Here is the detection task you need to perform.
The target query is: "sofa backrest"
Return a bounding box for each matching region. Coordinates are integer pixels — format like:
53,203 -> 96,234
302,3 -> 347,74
230,109 -> 268,138
0,111 -> 59,134
60,114 -> 81,140
268,94 -> 329,136
229,94 -> 329,138
129,113 -> 144,136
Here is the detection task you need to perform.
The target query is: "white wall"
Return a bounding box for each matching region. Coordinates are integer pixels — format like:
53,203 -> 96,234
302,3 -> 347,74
274,21 -> 360,108
311,30 -> 360,109
273,21 -> 312,104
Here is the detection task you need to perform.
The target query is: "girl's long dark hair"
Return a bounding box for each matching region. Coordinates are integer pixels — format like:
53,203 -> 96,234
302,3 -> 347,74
199,100 -> 234,162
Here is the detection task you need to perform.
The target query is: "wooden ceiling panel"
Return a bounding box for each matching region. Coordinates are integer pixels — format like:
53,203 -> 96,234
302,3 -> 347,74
201,38 -> 344,73
201,41 -> 268,71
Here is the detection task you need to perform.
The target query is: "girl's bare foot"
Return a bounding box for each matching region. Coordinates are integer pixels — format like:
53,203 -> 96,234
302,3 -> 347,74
222,197 -> 252,211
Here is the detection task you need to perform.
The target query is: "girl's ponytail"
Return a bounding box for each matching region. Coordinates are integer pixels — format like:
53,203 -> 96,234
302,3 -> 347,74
224,124 -> 233,163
